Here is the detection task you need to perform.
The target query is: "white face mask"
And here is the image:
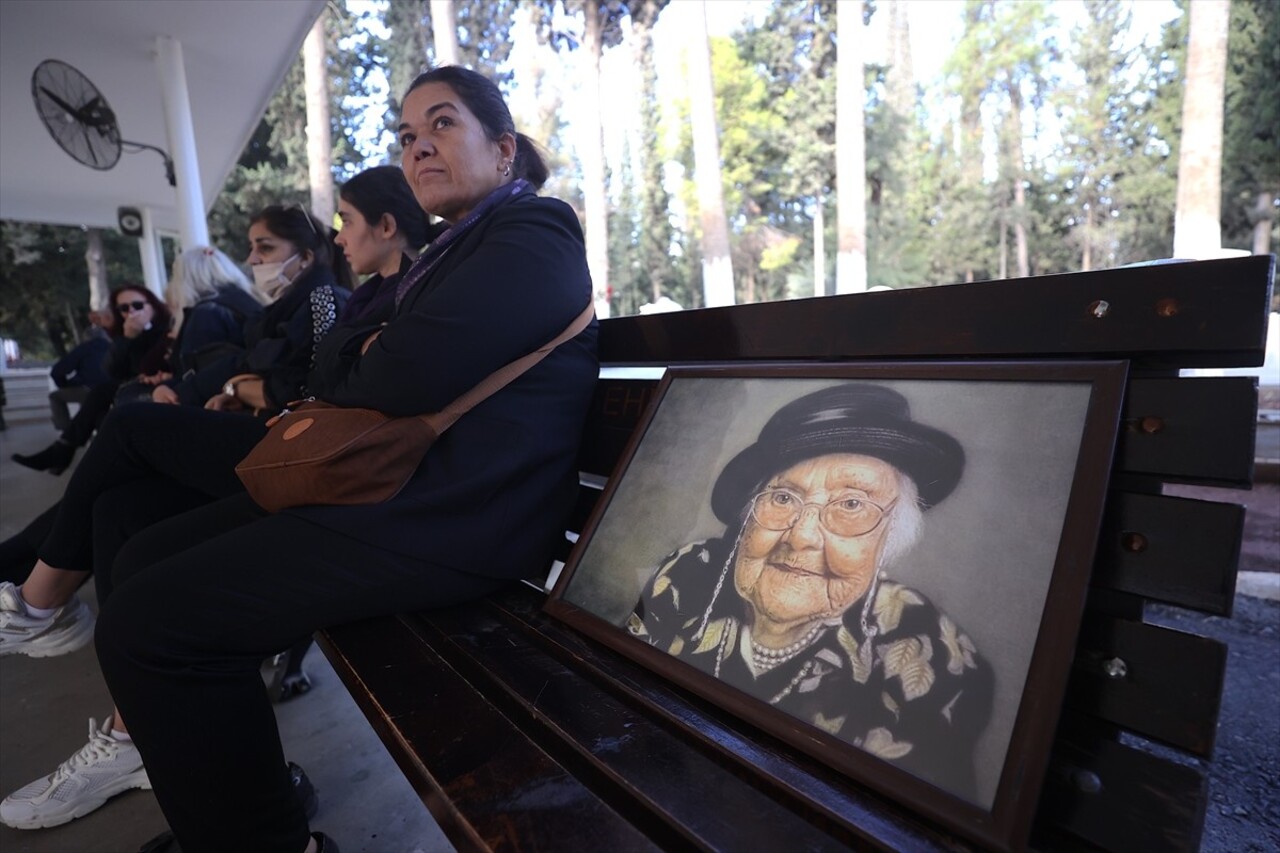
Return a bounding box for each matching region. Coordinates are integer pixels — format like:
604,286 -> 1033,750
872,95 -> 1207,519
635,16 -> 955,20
252,253 -> 301,297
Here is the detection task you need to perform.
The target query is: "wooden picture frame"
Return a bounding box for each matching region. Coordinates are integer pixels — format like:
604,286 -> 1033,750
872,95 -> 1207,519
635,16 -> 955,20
545,362 -> 1128,852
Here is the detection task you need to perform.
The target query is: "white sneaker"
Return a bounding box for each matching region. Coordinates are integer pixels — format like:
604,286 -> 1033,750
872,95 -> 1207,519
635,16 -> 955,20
0,581 -> 94,658
0,717 -> 151,829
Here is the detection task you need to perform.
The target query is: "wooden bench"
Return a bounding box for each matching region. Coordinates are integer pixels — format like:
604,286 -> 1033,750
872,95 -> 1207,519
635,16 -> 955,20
317,255 -> 1275,852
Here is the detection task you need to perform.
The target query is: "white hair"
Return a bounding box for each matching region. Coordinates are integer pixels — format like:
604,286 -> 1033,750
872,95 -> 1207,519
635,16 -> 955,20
878,471 -> 924,569
165,246 -> 259,332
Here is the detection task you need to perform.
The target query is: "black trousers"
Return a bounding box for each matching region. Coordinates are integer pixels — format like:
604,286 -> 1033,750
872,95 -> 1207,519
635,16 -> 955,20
48,385 -> 91,432
39,402 -> 267,589
95,493 -> 505,851
61,380 -> 120,447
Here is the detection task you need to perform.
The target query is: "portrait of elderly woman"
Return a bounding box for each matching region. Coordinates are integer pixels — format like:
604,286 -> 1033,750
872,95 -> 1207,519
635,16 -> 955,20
626,384 -> 993,800
553,369 -> 1108,814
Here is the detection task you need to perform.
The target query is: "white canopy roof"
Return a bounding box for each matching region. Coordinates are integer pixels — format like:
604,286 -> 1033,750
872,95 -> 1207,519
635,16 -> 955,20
0,0 -> 325,232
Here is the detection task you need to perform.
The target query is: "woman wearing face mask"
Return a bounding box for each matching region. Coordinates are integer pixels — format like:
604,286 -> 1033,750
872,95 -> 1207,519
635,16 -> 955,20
0,66 -> 596,852
12,286 -> 172,475
169,204 -> 354,412
114,246 -> 266,407
0,173 -> 430,834
0,175 -> 422,591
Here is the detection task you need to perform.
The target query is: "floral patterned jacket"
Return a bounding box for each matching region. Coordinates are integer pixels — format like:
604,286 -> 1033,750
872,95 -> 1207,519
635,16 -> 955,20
628,538 -> 994,803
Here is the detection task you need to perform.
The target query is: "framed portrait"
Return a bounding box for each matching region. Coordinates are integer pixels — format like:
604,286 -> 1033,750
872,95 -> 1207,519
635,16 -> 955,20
545,362 -> 1128,852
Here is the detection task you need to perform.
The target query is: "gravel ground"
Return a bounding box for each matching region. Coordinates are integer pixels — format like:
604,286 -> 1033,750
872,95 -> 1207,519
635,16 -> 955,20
1151,480 -> 1279,851
1147,596 -> 1280,852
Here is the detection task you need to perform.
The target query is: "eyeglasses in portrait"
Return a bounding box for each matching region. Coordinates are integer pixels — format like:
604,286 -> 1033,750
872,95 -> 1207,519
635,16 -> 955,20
545,363 -> 1127,851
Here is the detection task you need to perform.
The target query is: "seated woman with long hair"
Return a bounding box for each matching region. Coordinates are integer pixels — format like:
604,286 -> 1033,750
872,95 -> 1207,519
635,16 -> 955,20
85,66 -> 592,852
0,165 -> 438,835
125,245 -> 267,406
165,204 -> 355,412
12,285 -> 172,475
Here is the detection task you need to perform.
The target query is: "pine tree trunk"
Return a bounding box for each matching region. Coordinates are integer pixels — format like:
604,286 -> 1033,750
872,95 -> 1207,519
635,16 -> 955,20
836,0 -> 867,294
1253,191 -> 1274,256
885,0 -> 914,119
632,0 -> 670,305
998,213 -> 1007,279
581,0 -> 612,317
303,16 -> 334,227
1008,85 -> 1029,277
430,0 -> 459,66
1082,205 -> 1092,271
85,228 -> 110,305
1173,0 -> 1230,259
813,197 -> 825,297
688,0 -> 734,306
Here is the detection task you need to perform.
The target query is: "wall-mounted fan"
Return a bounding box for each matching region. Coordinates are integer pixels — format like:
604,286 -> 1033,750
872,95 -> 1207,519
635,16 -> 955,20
31,59 -> 175,185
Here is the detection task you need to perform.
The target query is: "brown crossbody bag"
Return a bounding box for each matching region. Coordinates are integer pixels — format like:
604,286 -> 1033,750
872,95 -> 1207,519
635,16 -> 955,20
235,303 -> 594,512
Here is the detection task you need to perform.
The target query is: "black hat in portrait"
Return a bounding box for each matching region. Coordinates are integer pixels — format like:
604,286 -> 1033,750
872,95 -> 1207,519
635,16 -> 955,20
710,383 -> 966,523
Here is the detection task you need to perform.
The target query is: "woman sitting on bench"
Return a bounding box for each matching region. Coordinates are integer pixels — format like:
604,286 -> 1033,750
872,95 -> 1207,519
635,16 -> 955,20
0,167 -> 430,831
3,67 -> 598,853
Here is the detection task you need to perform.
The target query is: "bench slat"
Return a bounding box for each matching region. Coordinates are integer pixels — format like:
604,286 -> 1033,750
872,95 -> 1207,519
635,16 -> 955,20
577,379 -> 660,479
1093,492 -> 1244,615
1116,377 -> 1258,486
1039,717 -> 1207,852
1065,617 -> 1226,757
419,588 -> 970,852
318,255 -> 1271,852
598,256 -> 1274,369
316,617 -> 660,853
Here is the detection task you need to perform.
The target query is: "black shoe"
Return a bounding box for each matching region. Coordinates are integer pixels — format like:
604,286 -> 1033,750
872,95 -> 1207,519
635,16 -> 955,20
290,761 -> 319,820
12,440 -> 75,475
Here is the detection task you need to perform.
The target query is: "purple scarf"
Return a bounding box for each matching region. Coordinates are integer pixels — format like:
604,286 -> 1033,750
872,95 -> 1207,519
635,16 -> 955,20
394,179 -> 531,308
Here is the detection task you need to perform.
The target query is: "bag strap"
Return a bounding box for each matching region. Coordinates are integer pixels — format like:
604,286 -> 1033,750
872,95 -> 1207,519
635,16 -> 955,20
419,302 -> 595,434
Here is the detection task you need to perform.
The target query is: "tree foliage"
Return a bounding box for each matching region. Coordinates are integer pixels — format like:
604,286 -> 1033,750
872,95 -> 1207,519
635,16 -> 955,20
6,0 -> 1273,342
1221,0 -> 1280,252
207,4 -> 376,259
0,222 -> 144,360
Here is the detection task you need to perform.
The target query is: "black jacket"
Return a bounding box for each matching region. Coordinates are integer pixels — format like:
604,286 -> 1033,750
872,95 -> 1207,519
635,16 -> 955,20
173,266 -> 349,408
170,285 -> 264,376
299,190 -> 599,579
104,324 -> 170,381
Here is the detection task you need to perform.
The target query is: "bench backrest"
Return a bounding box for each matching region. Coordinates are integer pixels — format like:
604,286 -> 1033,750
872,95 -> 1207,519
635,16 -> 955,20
552,255 -> 1274,851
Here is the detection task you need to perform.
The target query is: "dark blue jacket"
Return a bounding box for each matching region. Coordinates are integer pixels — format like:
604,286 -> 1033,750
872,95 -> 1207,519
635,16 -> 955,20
301,191 -> 599,580
51,331 -> 111,389
170,285 -> 264,375
172,267 -> 349,408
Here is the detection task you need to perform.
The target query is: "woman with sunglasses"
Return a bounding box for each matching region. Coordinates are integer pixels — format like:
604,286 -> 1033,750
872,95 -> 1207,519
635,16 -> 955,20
0,170 -> 429,834
0,66 -> 596,851
12,286 -> 172,475
1,213 -> 351,588
0,175 -> 418,593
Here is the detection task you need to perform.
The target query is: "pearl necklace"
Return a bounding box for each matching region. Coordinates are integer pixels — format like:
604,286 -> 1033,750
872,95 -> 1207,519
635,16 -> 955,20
749,622 -> 827,672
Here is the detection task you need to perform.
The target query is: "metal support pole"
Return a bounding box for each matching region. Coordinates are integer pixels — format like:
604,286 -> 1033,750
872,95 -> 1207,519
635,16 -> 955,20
138,206 -> 167,297
154,35 -> 209,249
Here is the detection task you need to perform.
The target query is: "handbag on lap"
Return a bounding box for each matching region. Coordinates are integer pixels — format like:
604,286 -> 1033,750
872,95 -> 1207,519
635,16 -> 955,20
234,304 -> 593,512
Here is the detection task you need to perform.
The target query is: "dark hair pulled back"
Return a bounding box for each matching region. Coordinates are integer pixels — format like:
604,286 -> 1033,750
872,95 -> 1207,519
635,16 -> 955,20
339,165 -> 432,250
404,66 -> 549,190
250,204 -> 356,290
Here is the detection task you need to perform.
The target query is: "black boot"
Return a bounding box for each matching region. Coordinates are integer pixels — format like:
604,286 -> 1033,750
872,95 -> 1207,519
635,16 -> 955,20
12,439 -> 76,475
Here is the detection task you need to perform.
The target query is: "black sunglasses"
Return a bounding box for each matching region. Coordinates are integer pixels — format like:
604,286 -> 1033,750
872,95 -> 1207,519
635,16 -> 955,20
116,300 -> 148,313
